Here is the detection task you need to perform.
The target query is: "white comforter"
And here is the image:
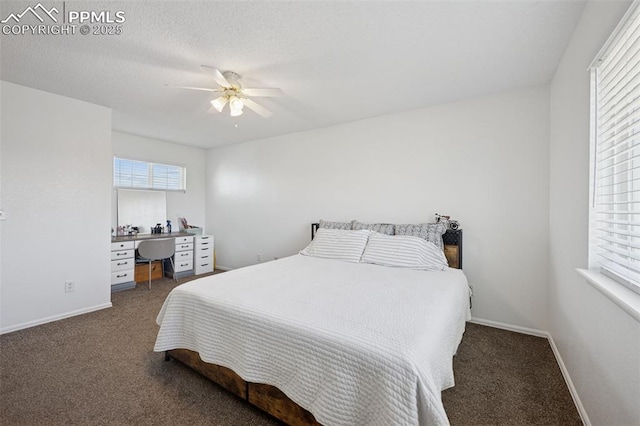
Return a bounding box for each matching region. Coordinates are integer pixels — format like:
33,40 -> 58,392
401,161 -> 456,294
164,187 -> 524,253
155,254 -> 470,426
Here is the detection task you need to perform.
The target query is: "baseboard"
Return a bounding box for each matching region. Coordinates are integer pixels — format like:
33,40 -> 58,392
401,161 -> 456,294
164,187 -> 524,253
546,333 -> 591,426
0,302 -> 113,335
469,317 -> 548,337
215,265 -> 233,271
469,317 -> 590,426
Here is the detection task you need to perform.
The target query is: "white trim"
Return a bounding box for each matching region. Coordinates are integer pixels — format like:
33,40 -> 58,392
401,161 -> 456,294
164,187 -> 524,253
469,317 -> 590,426
469,317 -> 547,337
0,302 -> 113,335
547,333 -> 592,426
576,268 -> 640,322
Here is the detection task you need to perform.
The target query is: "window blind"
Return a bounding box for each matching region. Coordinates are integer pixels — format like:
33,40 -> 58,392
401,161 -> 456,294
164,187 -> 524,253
592,2 -> 640,294
114,157 -> 186,191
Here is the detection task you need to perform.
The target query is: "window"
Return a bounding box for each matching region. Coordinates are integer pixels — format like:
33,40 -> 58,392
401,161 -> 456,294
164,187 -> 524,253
590,1 -> 640,294
113,157 -> 186,191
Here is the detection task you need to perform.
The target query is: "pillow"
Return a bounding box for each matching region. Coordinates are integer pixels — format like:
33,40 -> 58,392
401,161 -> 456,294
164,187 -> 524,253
300,228 -> 370,262
395,222 -> 447,250
318,219 -> 353,230
361,233 -> 448,271
351,220 -> 395,235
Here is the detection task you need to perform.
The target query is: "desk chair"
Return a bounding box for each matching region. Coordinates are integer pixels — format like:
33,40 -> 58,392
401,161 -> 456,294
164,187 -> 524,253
137,239 -> 178,290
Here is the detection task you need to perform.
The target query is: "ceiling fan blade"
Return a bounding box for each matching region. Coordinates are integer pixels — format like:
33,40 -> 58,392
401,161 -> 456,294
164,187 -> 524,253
165,84 -> 218,92
242,98 -> 273,118
201,65 -> 231,87
242,88 -> 284,97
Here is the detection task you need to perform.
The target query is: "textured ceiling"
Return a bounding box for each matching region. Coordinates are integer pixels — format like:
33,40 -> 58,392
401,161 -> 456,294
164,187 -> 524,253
0,0 -> 586,148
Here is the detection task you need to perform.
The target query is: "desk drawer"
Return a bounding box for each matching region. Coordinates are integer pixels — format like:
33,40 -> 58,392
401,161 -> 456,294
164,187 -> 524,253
194,251 -> 213,275
175,236 -> 194,244
196,235 -> 214,247
195,259 -> 214,275
195,263 -> 214,275
111,241 -> 135,251
176,242 -> 193,252
174,259 -> 193,272
175,250 -> 193,261
195,252 -> 212,262
111,258 -> 134,272
195,246 -> 212,256
111,249 -> 135,260
111,270 -> 134,285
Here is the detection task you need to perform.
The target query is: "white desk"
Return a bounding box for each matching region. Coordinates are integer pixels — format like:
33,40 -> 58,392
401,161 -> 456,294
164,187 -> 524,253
110,233 -> 214,292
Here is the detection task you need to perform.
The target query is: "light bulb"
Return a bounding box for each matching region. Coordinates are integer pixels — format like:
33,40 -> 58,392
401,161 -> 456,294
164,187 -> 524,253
230,97 -> 244,114
210,97 -> 227,112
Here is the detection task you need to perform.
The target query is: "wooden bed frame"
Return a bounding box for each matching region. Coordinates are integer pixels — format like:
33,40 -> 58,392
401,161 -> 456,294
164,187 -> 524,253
165,224 -> 463,425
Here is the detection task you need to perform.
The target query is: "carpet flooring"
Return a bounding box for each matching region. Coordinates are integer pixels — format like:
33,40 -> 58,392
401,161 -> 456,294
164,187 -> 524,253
0,275 -> 581,425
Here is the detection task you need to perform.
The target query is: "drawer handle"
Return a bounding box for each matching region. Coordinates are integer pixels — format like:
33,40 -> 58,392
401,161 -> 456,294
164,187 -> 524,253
180,253 -> 188,257
180,245 -> 189,248
200,255 -> 209,259
116,261 -> 128,266
200,264 -> 208,267
180,263 -> 189,267
116,273 -> 128,278
116,252 -> 127,256
201,247 -> 209,251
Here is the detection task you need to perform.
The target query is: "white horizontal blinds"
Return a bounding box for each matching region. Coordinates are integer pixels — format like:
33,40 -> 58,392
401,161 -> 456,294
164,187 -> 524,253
114,158 -> 150,188
152,163 -> 185,191
594,3 -> 640,292
113,157 -> 186,191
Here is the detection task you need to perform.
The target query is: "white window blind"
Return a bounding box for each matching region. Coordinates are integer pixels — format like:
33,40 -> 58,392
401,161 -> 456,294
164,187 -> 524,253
591,1 -> 640,294
114,157 -> 186,191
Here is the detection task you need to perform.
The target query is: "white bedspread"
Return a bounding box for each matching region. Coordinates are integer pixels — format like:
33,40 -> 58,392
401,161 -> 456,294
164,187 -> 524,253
154,254 -> 470,426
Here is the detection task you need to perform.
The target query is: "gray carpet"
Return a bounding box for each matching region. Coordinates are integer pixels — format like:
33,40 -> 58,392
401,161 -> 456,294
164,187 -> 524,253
0,275 -> 581,425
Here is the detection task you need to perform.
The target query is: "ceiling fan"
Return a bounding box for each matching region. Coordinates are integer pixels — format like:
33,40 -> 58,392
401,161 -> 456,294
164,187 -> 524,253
167,66 -> 283,118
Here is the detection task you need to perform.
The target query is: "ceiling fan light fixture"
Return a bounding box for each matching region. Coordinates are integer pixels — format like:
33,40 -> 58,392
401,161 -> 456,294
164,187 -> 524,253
211,96 -> 228,112
229,96 -> 244,116
173,67 -> 281,118
230,96 -> 244,110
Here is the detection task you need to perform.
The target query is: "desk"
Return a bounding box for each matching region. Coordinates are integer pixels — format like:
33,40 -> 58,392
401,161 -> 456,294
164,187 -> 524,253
110,232 -> 212,292
111,232 -> 193,246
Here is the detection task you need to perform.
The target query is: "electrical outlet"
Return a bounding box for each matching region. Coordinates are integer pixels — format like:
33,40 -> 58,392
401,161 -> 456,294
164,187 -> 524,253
65,281 -> 75,293
256,254 -> 261,262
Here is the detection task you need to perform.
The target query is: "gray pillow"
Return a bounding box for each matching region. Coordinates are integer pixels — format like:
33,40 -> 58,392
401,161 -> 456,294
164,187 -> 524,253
395,222 -> 447,250
351,220 -> 395,235
318,219 -> 353,230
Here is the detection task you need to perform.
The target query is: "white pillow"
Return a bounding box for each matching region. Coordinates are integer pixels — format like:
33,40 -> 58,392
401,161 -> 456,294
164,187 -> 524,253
300,228 -> 370,263
361,233 -> 449,271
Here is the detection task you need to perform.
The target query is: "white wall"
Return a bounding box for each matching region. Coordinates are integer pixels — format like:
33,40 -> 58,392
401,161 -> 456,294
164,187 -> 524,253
112,131 -> 207,234
207,85 -> 550,330
549,1 -> 640,425
0,81 -> 112,333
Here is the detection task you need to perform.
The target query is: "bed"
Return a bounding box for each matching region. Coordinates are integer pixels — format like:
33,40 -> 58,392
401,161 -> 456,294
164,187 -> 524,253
154,225 -> 469,425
